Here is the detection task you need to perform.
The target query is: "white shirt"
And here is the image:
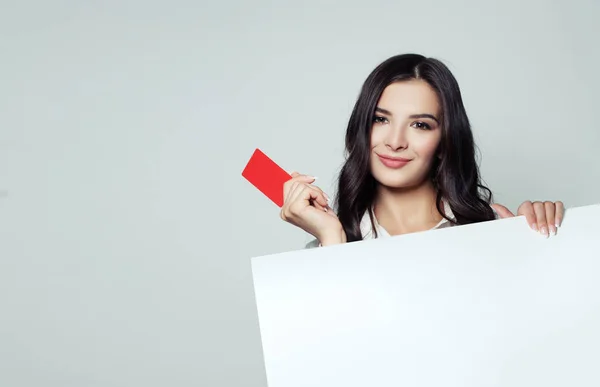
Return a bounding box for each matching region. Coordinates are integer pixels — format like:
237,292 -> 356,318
305,201 -> 498,248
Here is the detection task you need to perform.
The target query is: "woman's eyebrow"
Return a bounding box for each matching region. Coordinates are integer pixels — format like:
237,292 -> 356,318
409,113 -> 439,124
375,107 -> 392,115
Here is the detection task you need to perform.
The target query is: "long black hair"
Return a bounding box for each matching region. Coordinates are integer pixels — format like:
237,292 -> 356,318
335,53 -> 495,242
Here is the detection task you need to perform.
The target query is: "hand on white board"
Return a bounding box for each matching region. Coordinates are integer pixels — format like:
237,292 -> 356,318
280,172 -> 347,246
491,201 -> 564,238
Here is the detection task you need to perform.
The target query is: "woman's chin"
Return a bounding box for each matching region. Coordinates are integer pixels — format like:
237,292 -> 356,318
374,174 -> 431,192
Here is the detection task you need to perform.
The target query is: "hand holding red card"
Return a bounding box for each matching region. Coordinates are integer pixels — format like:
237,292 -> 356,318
242,149 -> 346,245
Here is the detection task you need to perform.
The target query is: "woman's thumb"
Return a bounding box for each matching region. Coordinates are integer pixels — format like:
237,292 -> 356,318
491,203 -> 515,218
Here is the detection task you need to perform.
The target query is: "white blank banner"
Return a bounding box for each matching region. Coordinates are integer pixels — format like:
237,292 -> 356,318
251,203 -> 600,387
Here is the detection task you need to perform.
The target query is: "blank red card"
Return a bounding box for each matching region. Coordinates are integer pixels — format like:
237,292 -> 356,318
242,148 -> 292,207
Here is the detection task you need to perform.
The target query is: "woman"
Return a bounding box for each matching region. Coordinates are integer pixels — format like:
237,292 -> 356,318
280,53 -> 564,247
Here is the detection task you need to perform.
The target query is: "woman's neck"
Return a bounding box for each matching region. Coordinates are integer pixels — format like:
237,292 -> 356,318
373,181 -> 443,236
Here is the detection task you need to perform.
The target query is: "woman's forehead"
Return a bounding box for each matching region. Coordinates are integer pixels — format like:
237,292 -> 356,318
377,80 -> 440,116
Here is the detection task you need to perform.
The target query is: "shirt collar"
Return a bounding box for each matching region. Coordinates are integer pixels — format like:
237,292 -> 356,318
360,199 -> 456,240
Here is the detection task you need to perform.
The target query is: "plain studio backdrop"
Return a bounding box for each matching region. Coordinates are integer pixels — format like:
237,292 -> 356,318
0,0 -> 599,386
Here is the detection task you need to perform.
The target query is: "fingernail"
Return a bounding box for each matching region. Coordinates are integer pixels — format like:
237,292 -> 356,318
324,193 -> 330,202
556,222 -> 561,228
541,227 -> 548,237
532,223 -> 538,232
550,225 -> 557,235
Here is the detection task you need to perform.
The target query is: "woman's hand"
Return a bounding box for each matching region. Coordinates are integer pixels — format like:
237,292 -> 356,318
280,172 -> 346,246
491,201 -> 565,237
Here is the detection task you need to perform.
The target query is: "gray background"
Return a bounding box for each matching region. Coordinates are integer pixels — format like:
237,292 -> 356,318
0,0 -> 598,386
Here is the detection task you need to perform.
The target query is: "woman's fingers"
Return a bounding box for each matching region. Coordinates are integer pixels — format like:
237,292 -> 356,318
532,201 -> 549,237
282,186 -> 327,222
294,184 -> 328,210
304,183 -> 330,206
544,201 -> 557,236
282,179 -> 329,219
283,172 -> 330,207
517,201 -> 538,231
555,201 -> 565,228
280,172 -> 337,240
283,173 -> 316,204
517,200 -> 565,237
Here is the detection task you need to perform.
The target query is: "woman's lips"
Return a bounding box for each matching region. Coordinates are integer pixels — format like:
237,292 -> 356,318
377,154 -> 412,169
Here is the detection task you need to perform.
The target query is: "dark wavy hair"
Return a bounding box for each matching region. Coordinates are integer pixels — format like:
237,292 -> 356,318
335,53 -> 495,242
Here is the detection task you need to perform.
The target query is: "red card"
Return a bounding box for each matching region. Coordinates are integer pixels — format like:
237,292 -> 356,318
242,148 -> 292,207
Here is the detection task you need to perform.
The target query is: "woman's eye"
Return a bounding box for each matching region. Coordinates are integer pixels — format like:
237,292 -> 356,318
373,116 -> 388,124
412,121 -> 431,130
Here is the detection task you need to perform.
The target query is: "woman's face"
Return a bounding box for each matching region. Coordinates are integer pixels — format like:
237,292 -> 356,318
369,79 -> 443,190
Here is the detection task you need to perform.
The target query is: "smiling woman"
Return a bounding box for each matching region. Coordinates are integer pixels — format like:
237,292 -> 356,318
279,53 -> 564,247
